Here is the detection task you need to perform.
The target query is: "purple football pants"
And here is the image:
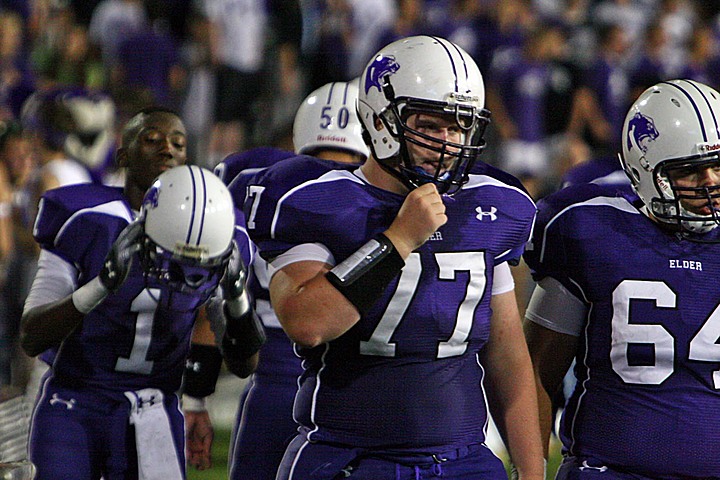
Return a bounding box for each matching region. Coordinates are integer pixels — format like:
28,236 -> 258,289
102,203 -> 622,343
229,375 -> 299,480
276,434 -> 508,480
29,376 -> 184,480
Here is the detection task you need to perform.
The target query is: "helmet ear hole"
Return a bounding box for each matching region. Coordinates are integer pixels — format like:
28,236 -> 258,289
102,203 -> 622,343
378,111 -> 400,138
372,114 -> 384,133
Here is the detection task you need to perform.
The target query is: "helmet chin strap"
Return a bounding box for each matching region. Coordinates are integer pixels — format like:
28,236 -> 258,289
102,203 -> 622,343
664,179 -> 720,234
678,219 -> 720,243
375,144 -> 453,194
679,205 -> 720,234
375,153 -> 420,192
646,199 -> 720,242
369,123 -> 422,192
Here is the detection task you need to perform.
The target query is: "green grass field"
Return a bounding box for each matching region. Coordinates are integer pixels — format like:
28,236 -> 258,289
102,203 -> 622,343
187,428 -> 564,479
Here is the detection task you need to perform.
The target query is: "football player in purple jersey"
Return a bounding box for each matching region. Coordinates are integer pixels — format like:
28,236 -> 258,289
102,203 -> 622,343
226,80 -> 369,480
243,36 -> 544,479
524,79 -> 720,479
213,147 -> 296,187
19,108 -> 263,480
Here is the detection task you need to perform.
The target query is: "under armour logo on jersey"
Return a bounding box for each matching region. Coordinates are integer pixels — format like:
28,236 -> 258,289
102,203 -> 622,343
475,206 -> 497,221
579,460 -> 608,472
49,393 -> 76,410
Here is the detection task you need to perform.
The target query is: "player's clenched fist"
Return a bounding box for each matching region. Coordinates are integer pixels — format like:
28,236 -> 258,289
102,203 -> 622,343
384,183 -> 447,258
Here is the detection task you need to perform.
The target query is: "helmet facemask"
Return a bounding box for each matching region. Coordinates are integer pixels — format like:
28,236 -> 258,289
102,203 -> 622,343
652,156 -> 720,234
139,234 -> 232,303
375,94 -> 490,195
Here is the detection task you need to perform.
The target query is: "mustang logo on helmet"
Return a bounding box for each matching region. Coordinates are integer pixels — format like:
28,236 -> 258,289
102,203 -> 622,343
364,55 -> 400,94
627,112 -> 660,154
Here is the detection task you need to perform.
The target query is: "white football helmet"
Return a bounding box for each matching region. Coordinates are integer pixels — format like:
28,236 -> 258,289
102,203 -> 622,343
293,81 -> 369,159
621,79 -> 720,234
140,165 -> 235,295
358,35 -> 490,194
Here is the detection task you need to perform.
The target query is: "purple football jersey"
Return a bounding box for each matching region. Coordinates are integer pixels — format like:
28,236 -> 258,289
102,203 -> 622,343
32,183 -> 251,394
214,147 -> 296,186
244,156 -> 536,452
228,154 -> 355,479
525,183 -> 720,477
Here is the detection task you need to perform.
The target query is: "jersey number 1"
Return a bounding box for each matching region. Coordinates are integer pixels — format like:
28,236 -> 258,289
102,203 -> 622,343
115,289 -> 160,375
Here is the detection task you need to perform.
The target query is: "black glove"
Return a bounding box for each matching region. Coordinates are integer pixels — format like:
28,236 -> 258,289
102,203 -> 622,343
221,309 -> 265,366
219,241 -> 266,368
221,241 -> 253,322
221,241 -> 247,302
99,220 -> 144,292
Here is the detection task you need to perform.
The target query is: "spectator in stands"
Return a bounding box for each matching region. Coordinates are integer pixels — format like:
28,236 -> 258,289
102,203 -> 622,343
0,11 -> 34,120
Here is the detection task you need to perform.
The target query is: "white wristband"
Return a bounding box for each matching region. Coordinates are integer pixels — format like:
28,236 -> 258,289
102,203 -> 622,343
182,395 -> 207,412
71,276 -> 109,314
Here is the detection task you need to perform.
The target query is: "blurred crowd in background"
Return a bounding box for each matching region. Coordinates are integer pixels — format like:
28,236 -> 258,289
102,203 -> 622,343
2,0 -> 720,395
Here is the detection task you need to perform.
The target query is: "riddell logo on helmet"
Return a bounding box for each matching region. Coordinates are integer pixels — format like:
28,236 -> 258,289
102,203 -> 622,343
698,143 -> 720,152
317,135 -> 346,143
174,243 -> 209,259
452,93 -> 479,103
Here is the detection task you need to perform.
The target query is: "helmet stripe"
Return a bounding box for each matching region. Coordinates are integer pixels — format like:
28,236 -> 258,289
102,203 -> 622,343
326,82 -> 336,104
445,39 -> 471,91
186,165 -> 198,245
429,35 -> 461,92
684,79 -> 720,141
341,82 -> 349,105
661,80 -> 710,142
196,167 -> 208,247
325,81 -> 352,107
